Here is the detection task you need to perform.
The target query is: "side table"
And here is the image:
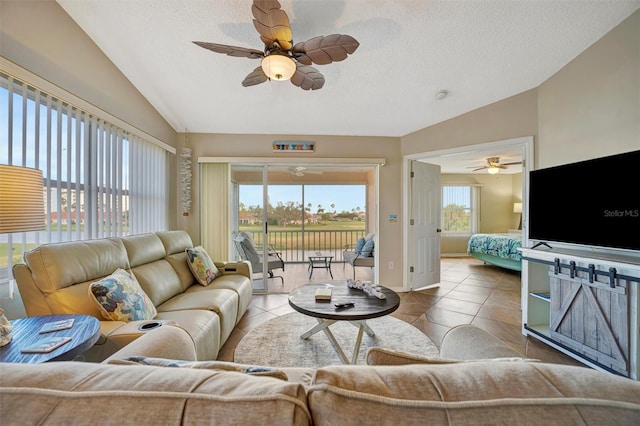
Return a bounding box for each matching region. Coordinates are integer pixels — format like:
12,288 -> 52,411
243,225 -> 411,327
0,314 -> 100,363
308,254 -> 334,279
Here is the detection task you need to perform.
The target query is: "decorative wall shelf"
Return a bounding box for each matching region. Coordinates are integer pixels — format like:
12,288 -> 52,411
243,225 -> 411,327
272,141 -> 314,152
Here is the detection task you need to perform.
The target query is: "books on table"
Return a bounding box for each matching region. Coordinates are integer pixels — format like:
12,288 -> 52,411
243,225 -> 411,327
315,288 -> 332,301
39,318 -> 75,334
20,336 -> 72,354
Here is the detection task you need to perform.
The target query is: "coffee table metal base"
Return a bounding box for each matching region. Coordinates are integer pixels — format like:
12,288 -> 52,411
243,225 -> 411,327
300,318 -> 375,364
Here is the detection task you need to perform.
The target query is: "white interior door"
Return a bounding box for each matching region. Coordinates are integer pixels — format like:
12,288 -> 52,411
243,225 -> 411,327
408,160 -> 441,290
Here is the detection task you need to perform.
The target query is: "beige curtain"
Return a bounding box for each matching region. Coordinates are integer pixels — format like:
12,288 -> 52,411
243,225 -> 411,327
200,163 -> 229,259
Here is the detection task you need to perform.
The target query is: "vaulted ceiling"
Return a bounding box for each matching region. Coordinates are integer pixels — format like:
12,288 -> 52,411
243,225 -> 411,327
57,0 -> 640,137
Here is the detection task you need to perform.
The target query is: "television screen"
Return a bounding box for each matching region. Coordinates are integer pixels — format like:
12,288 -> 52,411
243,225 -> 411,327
528,150 -> 640,252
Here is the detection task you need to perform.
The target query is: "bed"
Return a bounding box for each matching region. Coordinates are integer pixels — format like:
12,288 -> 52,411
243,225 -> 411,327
467,233 -> 522,272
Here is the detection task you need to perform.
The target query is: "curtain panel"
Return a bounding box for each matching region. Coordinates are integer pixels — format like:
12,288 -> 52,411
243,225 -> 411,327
200,163 -> 229,260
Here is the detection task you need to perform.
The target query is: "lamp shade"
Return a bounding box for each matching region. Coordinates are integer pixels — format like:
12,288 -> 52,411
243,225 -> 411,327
513,202 -> 523,213
261,54 -> 296,81
0,165 -> 45,233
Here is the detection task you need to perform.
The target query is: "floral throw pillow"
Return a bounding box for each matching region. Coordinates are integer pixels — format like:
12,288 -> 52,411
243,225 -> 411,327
186,246 -> 221,286
89,268 -> 157,322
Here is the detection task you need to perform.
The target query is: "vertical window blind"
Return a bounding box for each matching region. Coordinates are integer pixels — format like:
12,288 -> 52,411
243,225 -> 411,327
0,71 -> 169,281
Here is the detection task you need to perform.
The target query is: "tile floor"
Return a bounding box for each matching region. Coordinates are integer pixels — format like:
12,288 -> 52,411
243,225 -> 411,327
217,256 -> 583,368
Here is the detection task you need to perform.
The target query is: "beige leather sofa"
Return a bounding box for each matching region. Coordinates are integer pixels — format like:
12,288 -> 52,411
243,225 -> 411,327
12,230 -> 252,361
2,324 -> 640,425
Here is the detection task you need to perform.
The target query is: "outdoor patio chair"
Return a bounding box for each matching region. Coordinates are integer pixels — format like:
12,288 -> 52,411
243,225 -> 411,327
233,231 -> 284,285
343,233 -> 375,279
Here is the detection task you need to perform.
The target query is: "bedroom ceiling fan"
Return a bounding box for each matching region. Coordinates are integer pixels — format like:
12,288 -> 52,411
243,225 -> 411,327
289,166 -> 323,176
193,0 -> 360,91
470,157 -> 523,174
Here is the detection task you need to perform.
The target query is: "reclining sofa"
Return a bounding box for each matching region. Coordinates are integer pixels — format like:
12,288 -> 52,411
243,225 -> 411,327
12,230 -> 252,361
2,323 -> 640,425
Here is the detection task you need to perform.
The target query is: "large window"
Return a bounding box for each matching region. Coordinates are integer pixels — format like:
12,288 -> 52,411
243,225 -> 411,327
237,183 -> 367,262
442,185 -> 479,235
0,71 -> 169,281
239,184 -> 366,227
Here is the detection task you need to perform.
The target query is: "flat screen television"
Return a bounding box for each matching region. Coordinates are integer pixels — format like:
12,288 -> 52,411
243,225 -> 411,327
528,149 -> 640,252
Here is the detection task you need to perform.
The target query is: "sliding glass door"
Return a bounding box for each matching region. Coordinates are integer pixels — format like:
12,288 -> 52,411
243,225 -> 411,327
229,162 -> 377,294
231,164 -> 271,292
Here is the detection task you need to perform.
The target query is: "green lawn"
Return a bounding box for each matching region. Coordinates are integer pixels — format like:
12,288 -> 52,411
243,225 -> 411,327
240,220 -> 365,232
240,220 -> 366,250
0,242 -> 36,268
0,224 -> 81,268
0,222 -> 365,268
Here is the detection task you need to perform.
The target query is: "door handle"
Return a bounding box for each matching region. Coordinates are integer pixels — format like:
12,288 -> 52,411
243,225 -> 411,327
437,228 -> 442,233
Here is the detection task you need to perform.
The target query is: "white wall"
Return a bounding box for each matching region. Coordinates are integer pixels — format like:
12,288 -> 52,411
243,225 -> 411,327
537,10 -> 640,168
180,133 -> 404,286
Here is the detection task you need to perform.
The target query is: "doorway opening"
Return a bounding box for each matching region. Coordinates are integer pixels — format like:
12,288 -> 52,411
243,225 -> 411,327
402,136 -> 534,291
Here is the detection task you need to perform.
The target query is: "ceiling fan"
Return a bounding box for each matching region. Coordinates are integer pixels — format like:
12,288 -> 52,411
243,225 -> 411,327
193,0 -> 359,90
470,157 -> 523,174
289,166 -> 323,176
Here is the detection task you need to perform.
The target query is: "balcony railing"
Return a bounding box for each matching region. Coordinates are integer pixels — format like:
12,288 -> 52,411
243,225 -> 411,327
242,230 -> 367,263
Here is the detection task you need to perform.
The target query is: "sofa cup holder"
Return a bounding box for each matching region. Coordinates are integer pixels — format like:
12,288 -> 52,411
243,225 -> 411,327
138,321 -> 163,332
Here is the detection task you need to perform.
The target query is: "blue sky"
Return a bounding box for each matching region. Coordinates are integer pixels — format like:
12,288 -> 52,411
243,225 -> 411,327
240,184 -> 366,213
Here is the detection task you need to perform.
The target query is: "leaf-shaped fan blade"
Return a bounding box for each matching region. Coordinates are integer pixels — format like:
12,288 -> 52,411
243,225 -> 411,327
193,41 -> 264,59
252,0 -> 292,51
242,67 -> 269,87
293,53 -> 313,66
501,161 -> 523,166
290,66 -> 325,91
292,34 -> 359,66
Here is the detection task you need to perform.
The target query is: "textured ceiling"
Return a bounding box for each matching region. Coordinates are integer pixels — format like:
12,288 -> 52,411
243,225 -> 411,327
57,0 -> 640,138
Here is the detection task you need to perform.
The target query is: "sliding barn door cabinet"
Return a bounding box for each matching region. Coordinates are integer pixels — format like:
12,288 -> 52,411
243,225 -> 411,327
520,247 -> 640,380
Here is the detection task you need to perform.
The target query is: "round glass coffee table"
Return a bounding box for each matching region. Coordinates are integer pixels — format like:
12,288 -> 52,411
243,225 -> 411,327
288,281 -> 400,364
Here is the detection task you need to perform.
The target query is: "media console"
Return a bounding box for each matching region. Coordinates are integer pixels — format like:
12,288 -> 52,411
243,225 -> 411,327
520,246 -> 640,380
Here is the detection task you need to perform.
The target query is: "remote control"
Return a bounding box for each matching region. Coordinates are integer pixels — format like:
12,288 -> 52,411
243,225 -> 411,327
334,302 -> 354,308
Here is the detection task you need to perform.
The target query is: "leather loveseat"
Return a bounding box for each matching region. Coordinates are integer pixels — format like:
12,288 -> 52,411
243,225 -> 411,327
12,230 -> 252,361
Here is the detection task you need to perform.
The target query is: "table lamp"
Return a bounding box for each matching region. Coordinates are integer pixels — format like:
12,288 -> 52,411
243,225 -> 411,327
513,202 -> 523,230
0,164 -> 45,346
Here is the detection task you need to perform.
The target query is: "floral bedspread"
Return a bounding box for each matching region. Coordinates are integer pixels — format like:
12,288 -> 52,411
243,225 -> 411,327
467,233 -> 522,261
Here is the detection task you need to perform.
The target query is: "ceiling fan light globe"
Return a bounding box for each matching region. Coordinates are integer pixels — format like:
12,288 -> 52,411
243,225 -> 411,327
487,166 -> 500,174
261,54 -> 296,81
